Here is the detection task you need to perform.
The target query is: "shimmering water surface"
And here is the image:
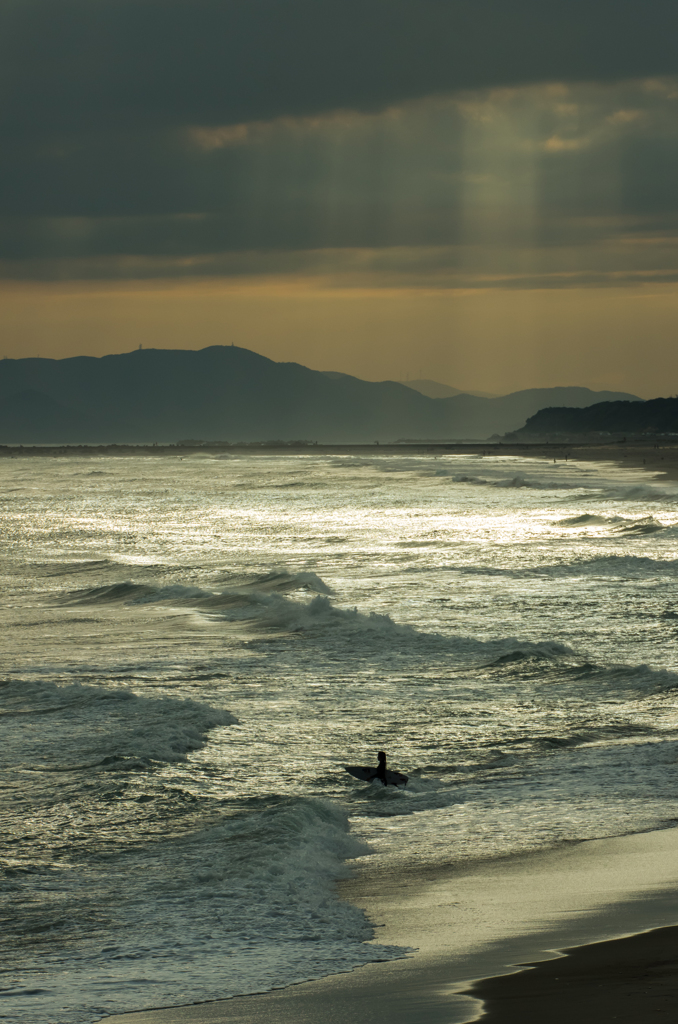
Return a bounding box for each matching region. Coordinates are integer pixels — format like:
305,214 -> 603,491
3,451 -> 678,1023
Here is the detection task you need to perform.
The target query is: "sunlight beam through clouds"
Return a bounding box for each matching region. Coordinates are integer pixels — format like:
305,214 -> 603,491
2,77 -> 678,394
4,78 -> 677,285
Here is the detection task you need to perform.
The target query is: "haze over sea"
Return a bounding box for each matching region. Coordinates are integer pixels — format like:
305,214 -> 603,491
3,449 -> 678,1024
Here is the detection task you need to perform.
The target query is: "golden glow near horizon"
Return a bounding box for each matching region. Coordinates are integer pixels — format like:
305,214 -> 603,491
3,80 -> 678,397
2,276 -> 677,397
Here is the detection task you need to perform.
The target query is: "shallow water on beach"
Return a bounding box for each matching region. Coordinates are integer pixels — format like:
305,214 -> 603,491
3,450 -> 678,1023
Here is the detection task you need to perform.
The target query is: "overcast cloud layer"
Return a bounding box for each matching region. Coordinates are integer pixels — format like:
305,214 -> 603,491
5,0 -> 678,134
2,1 -> 678,283
3,0 -> 678,134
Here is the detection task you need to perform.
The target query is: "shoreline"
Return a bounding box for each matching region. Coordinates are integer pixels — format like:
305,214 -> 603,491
102,827 -> 678,1024
518,439 -> 678,483
3,439 -> 678,481
20,441 -> 677,1023
462,924 -> 678,1023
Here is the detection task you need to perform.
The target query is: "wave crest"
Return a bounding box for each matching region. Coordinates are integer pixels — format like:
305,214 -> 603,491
2,679 -> 236,769
557,513 -> 667,535
62,569 -> 334,610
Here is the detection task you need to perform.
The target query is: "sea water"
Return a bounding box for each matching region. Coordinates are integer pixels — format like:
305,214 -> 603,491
3,450 -> 678,1023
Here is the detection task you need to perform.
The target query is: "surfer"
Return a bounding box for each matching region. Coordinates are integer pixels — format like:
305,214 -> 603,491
344,751 -> 408,787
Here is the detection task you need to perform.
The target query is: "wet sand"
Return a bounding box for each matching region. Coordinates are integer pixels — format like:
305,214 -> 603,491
463,924 -> 678,1023
517,440 -> 678,483
102,828 -> 678,1024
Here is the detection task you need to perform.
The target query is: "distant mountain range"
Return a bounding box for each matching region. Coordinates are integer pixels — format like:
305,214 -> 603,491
323,371 -> 497,399
397,378 -> 500,399
515,397 -> 678,438
0,346 -> 641,444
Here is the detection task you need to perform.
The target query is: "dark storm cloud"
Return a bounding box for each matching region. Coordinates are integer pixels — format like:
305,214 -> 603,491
2,0 -> 677,138
4,80 -> 678,254
2,2 -> 678,279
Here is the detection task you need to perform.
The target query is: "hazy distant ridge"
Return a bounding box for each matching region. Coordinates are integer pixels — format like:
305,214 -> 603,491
517,398 -> 678,437
423,386 -> 641,441
397,379 -> 500,399
0,346 -> 641,444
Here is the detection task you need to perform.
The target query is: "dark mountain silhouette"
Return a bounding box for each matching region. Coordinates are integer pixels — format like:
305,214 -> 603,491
516,397 -> 678,438
0,346 -> 642,444
0,389 -> 89,439
417,386 -> 641,441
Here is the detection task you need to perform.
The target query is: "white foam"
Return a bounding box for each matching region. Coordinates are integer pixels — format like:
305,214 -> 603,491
3,798 -> 406,1024
5,449 -> 678,1024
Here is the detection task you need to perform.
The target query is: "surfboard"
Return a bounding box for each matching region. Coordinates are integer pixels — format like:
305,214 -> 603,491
344,765 -> 408,786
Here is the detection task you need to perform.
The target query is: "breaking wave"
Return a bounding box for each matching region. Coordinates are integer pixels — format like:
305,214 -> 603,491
1,679 -> 236,769
557,513 -> 618,526
63,579 -> 421,641
613,516 -> 667,535
62,569 -> 334,609
556,513 -> 667,535
4,793 -> 406,1024
482,640 -> 576,666
486,658 -> 678,696
431,472 -> 575,489
56,573 -> 587,662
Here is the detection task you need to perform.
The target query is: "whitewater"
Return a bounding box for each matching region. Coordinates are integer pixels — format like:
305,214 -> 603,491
3,449 -> 678,1023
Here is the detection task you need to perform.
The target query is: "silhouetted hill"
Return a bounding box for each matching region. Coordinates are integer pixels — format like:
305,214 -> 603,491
0,348 -> 447,443
423,387 -> 641,440
0,346 -> 643,444
516,397 -> 678,438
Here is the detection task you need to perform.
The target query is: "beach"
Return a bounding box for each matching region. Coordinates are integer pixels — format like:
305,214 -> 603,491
467,925 -> 678,1023
518,440 -> 678,484
101,827 -> 678,1024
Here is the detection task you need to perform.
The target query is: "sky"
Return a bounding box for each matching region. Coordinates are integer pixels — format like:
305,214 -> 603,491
2,1 -> 678,397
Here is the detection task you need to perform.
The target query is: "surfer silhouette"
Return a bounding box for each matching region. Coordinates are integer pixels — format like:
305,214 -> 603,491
344,751 -> 408,787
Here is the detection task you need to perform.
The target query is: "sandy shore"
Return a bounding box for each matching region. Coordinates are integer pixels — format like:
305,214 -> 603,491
102,827 -> 678,1024
463,924 -> 678,1023
513,440 -> 678,483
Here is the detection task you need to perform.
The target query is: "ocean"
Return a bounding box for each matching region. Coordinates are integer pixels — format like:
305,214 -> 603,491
3,449 -> 678,1023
